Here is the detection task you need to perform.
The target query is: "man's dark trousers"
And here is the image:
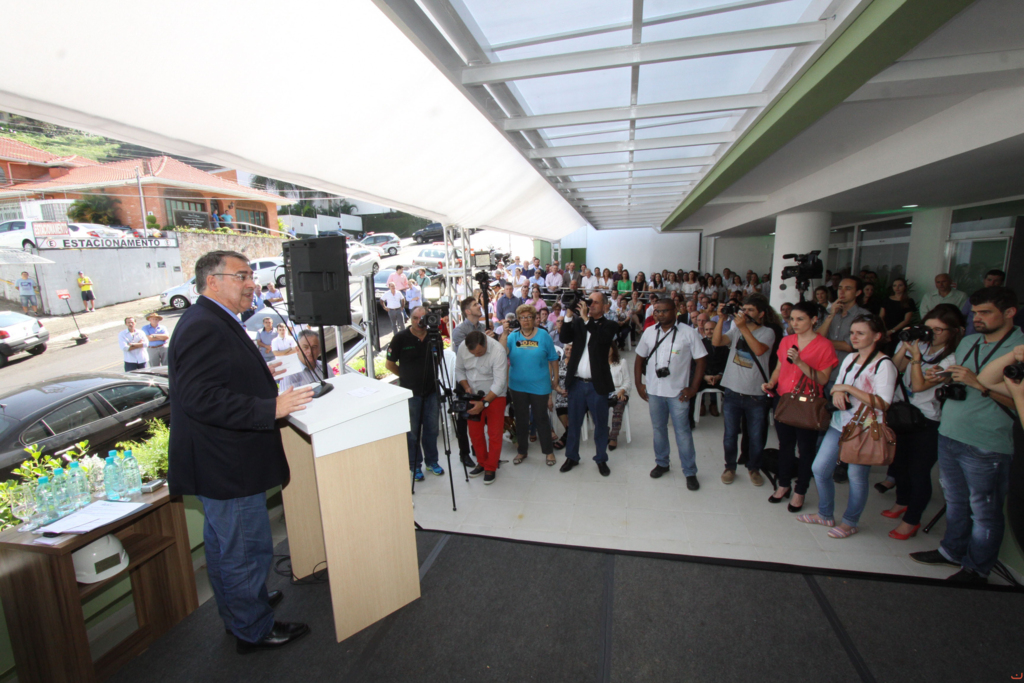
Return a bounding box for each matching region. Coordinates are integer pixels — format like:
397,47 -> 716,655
198,493 -> 274,643
565,379 -> 609,463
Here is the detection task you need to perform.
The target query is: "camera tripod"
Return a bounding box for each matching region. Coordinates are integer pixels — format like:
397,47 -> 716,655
409,327 -> 468,511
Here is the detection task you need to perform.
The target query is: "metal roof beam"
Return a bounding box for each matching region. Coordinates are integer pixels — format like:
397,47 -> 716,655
557,174 -> 701,189
527,132 -> 736,159
570,186 -> 690,198
576,199 -> 683,208
490,0 -> 793,52
545,157 -> 714,177
463,23 -> 827,85
504,93 -> 768,131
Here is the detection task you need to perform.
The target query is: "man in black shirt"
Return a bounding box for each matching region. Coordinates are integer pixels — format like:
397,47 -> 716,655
385,306 -> 444,481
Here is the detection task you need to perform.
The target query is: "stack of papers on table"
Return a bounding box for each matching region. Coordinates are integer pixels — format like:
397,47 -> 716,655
34,500 -> 150,541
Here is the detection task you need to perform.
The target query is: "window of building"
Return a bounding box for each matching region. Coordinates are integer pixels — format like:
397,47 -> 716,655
236,207 -> 268,229
827,219 -> 911,288
40,201 -> 71,222
0,201 -> 23,223
948,217 -> 1014,294
165,199 -> 207,225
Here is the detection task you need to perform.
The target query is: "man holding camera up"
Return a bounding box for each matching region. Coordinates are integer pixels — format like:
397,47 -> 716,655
635,298 -> 707,488
386,306 -> 445,482
911,287 -> 1023,584
559,292 -> 619,476
455,330 -> 510,484
712,296 -> 775,486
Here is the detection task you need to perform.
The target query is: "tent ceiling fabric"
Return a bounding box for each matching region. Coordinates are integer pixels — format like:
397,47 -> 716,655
0,1 -> 585,240
375,0 -> 869,232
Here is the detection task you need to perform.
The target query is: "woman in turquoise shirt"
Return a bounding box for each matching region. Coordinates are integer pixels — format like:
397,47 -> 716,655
507,304 -> 560,466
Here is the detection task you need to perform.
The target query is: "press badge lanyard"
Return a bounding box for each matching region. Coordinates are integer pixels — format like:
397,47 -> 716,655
963,328 -> 1014,373
653,325 -> 678,368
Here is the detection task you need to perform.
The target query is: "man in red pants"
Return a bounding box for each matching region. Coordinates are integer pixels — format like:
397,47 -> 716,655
454,330 -> 509,485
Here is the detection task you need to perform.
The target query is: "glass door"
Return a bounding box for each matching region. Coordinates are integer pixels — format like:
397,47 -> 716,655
948,238 -> 1010,295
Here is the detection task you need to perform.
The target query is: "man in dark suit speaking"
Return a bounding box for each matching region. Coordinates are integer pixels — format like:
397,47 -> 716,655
169,250 -> 314,654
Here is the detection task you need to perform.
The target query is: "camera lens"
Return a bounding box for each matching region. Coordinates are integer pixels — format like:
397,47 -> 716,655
1004,362 -> 1024,381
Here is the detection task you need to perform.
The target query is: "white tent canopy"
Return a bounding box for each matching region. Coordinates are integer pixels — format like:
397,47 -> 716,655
0,0 -> 587,240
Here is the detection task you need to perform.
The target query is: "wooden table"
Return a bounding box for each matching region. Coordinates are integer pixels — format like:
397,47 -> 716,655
0,488 -> 198,682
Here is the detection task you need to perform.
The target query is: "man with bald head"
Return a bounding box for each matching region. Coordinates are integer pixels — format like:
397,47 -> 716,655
558,290 -> 620,476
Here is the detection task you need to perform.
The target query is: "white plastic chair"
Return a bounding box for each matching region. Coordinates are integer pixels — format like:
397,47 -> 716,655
694,388 -> 723,425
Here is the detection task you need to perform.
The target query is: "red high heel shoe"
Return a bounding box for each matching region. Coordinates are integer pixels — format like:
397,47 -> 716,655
881,506 -> 907,519
889,524 -> 920,540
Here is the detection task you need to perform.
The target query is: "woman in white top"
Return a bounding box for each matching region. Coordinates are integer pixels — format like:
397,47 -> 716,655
728,275 -> 745,294
271,323 -> 298,356
681,272 -> 700,299
597,268 -> 614,291
648,272 -> 666,293
799,313 -> 897,538
884,305 -> 962,539
665,272 -> 681,294
743,273 -> 760,296
607,343 -> 633,450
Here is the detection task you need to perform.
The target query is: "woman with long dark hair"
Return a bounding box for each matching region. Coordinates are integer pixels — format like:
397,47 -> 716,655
885,304 -> 963,539
649,272 -> 665,293
860,282 -> 881,315
761,301 -> 838,510
881,277 -> 916,351
633,271 -> 648,293
799,314 -> 897,538
617,268 -> 633,295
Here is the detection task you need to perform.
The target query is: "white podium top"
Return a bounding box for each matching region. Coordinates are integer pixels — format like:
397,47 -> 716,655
287,373 -> 412,456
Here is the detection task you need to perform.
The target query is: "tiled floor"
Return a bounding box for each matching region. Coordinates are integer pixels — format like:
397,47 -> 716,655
413,348 -> 966,582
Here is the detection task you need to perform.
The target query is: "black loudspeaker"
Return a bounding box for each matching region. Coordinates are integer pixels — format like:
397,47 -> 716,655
282,237 -> 352,326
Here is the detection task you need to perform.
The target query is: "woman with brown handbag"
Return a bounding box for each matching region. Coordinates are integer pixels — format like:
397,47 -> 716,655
798,314 -> 897,538
761,301 -> 838,510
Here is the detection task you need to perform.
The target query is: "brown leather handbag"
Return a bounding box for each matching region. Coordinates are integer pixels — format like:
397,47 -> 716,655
774,375 -> 830,432
839,394 -> 896,466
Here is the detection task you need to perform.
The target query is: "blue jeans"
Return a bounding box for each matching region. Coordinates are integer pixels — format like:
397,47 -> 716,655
722,388 -> 769,472
649,392 -> 697,475
810,427 -> 871,525
937,435 -> 1012,577
407,392 -> 440,470
197,494 -> 275,643
124,361 -> 146,372
565,380 -> 609,463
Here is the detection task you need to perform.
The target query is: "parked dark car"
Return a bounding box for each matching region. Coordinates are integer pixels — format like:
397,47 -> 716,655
412,222 -> 444,244
0,373 -> 170,479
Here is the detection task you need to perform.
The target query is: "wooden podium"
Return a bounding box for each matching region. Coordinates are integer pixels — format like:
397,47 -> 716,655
280,374 -> 419,642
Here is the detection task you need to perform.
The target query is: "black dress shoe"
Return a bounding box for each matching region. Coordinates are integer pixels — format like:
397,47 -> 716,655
268,590 -> 283,609
598,462 -> 610,477
686,475 -> 700,491
236,621 -> 310,654
768,489 -> 791,504
946,568 -> 987,585
559,458 -> 578,473
650,465 -> 670,479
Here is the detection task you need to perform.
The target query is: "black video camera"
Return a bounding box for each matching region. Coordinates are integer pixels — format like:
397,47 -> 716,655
779,250 -> 824,291
420,303 -> 449,333
450,389 -> 486,422
560,289 -> 591,309
898,326 -> 933,343
1004,362 -> 1024,381
473,270 -> 492,288
936,383 -> 967,402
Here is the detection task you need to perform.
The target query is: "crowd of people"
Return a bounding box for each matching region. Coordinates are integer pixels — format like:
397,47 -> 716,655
384,256 -> 1020,585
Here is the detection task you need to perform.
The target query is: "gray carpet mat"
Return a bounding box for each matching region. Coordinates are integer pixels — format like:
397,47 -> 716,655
107,531 -> 1023,683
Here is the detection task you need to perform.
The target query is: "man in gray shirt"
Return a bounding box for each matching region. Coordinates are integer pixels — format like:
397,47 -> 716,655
816,276 -> 869,381
713,294 -> 775,486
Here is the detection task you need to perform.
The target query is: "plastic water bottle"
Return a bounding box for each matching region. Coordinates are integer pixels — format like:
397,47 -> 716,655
122,450 -> 143,496
35,476 -> 57,524
52,468 -> 74,517
68,462 -> 90,508
104,457 -> 122,501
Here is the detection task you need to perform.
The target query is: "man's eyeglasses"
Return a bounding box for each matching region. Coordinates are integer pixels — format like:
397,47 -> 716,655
213,272 -> 255,283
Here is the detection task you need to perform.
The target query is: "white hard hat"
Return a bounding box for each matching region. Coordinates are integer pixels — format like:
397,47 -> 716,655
72,534 -> 129,583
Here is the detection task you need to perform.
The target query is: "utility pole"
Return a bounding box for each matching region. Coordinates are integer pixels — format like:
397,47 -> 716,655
136,166 -> 147,232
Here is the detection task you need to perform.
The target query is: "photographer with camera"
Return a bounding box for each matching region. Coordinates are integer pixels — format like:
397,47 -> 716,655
558,291 -> 620,476
885,305 -> 963,539
634,298 -> 707,488
911,287 -> 1022,583
455,330 -> 510,485
385,307 -> 445,482
450,297 -> 502,468
712,295 -> 776,486
506,304 -> 559,467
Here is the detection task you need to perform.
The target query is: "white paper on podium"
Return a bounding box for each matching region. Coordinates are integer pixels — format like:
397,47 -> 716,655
347,386 -> 379,398
36,500 -> 150,536
272,354 -> 304,379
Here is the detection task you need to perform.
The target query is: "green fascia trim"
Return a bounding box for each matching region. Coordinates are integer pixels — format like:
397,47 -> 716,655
662,0 -> 977,230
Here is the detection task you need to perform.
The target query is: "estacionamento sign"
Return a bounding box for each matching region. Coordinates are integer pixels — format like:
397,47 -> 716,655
37,238 -> 179,249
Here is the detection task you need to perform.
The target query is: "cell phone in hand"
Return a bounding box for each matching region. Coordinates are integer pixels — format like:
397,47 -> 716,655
935,371 -> 954,380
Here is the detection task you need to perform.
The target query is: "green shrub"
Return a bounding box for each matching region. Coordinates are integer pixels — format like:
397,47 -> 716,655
116,419 -> 170,480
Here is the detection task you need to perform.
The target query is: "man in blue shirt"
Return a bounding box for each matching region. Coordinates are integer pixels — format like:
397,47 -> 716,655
15,271 -> 38,315
142,312 -> 170,367
495,282 -> 522,323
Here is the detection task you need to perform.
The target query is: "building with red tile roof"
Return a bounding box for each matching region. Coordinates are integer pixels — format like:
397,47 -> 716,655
0,136 -> 287,232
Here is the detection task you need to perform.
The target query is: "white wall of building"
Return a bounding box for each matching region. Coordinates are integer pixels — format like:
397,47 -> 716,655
557,226 -> 701,274
711,235 -> 776,277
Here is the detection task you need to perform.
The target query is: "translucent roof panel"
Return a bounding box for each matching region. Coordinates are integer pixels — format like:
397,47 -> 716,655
643,0 -> 814,40
466,0 -> 630,47
511,68 -> 633,115
636,53 -> 779,104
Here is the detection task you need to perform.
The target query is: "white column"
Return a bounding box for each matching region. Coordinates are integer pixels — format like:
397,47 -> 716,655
703,235 -> 716,274
906,208 -> 952,290
770,211 -> 831,310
